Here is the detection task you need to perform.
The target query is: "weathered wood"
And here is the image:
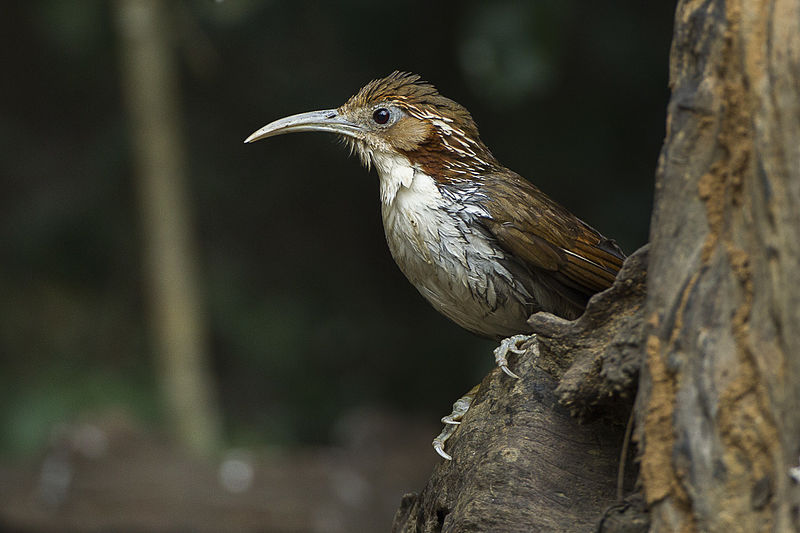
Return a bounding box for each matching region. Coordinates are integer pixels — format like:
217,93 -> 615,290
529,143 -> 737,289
538,246 -> 649,422
638,0 -> 800,531
392,247 -> 648,532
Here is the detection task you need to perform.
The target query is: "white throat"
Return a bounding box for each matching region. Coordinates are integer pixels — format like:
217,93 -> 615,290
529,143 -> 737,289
371,151 -> 418,205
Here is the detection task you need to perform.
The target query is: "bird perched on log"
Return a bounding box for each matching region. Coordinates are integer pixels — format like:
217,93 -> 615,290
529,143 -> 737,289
245,71 -> 625,458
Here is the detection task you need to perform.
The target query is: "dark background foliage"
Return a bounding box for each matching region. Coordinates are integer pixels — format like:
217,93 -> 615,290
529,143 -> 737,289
0,1 -> 672,456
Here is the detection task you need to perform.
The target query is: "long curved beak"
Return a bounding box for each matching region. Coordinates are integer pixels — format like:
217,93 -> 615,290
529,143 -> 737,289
244,109 -> 363,144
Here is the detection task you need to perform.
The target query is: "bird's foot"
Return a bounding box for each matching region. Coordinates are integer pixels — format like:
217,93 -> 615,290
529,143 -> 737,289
493,334 -> 535,379
431,336 -> 534,459
432,384 -> 480,460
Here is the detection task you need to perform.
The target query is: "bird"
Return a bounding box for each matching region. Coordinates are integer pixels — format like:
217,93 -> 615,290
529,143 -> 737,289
245,71 -> 625,458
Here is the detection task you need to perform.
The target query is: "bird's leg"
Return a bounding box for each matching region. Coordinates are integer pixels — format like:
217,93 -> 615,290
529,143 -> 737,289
432,383 -> 480,460
493,334 -> 535,379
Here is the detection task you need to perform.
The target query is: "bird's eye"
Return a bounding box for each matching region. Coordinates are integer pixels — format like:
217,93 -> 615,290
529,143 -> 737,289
372,108 -> 391,125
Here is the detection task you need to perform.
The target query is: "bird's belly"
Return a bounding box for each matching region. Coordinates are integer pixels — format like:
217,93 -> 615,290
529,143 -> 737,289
382,190 -> 533,339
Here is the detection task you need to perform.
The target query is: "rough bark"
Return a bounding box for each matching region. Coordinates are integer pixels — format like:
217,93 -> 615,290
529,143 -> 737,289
392,247 -> 648,532
638,0 -> 800,531
394,1 -> 800,531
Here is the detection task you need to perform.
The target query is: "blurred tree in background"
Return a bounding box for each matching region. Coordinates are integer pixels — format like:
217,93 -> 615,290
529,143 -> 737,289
0,0 -> 673,457
115,0 -> 222,456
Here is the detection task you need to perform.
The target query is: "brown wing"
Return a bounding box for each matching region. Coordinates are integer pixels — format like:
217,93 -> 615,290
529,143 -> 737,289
478,171 -> 625,306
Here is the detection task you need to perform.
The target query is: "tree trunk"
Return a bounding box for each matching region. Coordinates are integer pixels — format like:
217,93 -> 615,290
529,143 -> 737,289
638,0 -> 800,530
393,1 -> 800,531
115,0 -> 222,456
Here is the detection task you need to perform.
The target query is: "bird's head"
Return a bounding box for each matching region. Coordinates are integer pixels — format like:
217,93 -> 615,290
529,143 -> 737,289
245,71 -> 499,181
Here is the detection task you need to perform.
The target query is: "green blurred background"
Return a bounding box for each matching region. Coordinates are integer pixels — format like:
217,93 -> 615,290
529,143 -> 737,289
1,0 -> 672,458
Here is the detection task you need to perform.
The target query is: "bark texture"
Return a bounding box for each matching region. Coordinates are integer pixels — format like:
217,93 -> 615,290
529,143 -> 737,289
392,247 -> 648,532
638,0 -> 800,531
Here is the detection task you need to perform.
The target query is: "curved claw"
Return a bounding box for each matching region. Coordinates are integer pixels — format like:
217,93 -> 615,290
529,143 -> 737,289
431,384 -> 480,460
433,440 -> 453,461
500,364 -> 520,379
441,415 -> 461,425
432,424 -> 457,460
493,334 -> 532,379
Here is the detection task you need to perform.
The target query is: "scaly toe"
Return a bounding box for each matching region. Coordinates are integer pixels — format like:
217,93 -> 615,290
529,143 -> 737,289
493,334 -> 532,379
441,414 -> 461,425
432,425 -> 456,460
431,384 -> 480,460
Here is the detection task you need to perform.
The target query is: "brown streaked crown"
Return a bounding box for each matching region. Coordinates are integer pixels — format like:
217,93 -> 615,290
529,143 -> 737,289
340,71 -> 500,182
341,72 -> 478,137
